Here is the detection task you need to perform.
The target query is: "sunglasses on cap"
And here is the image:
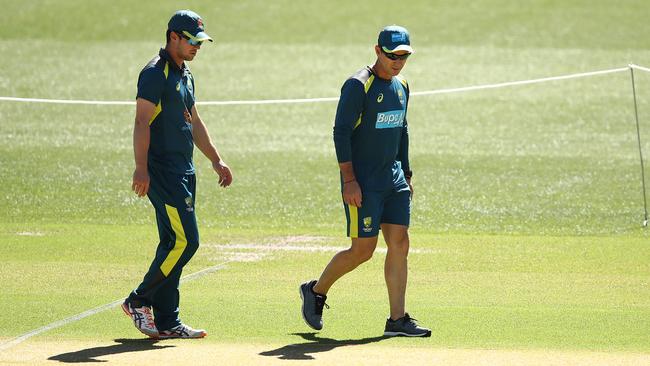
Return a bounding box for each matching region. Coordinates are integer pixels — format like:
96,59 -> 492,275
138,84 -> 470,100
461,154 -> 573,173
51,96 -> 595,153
382,49 -> 410,61
175,31 -> 203,46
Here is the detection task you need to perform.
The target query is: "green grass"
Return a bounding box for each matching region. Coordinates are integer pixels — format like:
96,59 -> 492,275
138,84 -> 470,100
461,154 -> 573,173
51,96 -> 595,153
2,225 -> 648,352
1,0 -> 650,355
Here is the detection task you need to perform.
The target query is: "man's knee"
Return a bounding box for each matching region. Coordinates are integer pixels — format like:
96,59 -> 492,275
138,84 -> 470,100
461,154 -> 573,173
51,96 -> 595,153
186,240 -> 199,256
349,243 -> 376,263
388,237 -> 410,257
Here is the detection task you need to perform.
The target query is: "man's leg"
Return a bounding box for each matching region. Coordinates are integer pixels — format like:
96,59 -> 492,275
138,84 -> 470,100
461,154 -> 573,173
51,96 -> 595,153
313,236 -> 378,295
123,171 -> 202,337
300,194 -> 382,330
380,223 -> 409,320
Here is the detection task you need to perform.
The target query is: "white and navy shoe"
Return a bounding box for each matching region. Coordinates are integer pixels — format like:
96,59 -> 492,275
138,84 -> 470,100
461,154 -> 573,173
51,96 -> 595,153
158,323 -> 207,339
121,300 -> 159,338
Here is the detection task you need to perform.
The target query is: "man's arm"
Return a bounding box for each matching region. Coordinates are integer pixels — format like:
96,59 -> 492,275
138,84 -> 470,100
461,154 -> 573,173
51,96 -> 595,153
132,98 -> 156,197
190,105 -> 233,187
333,78 -> 366,207
397,121 -> 413,195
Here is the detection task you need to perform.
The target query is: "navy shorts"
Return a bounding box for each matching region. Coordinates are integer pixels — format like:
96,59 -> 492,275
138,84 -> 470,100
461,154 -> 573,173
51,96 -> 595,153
343,188 -> 411,238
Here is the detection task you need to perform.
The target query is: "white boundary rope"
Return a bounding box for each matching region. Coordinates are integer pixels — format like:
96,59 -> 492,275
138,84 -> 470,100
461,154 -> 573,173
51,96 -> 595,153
0,261 -> 230,352
0,65 -> 646,106
630,64 -> 650,73
411,67 -> 630,96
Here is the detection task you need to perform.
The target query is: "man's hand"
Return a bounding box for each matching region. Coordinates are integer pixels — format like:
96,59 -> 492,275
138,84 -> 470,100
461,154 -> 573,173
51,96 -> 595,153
132,167 -> 150,197
212,160 -> 233,187
343,180 -> 362,207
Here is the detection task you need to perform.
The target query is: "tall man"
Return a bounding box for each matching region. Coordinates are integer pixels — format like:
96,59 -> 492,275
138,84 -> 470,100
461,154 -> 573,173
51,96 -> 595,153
122,10 -> 232,339
300,25 -> 430,337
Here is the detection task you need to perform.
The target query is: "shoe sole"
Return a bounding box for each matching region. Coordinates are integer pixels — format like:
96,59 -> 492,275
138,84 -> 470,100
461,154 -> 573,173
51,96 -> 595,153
299,283 -> 322,331
120,302 -> 159,339
384,330 -> 432,337
158,332 -> 207,339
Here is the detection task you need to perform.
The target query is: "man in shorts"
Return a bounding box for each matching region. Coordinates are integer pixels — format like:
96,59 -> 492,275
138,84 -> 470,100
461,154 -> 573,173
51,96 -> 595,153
300,25 -> 430,337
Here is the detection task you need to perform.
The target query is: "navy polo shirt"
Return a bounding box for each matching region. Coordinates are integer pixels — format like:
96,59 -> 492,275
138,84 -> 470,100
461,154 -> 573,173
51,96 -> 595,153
137,48 -> 196,175
333,67 -> 411,192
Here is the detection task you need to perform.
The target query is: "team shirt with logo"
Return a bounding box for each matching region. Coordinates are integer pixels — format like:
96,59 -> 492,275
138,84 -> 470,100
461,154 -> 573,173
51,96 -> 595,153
333,67 -> 411,192
137,49 -> 196,175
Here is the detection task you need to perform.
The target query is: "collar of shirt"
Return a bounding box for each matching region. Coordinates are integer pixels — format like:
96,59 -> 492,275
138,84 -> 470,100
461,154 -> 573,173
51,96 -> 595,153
158,48 -> 186,72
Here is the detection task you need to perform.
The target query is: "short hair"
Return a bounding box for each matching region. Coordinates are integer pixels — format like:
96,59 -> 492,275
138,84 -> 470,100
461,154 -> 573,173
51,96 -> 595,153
166,29 -> 173,43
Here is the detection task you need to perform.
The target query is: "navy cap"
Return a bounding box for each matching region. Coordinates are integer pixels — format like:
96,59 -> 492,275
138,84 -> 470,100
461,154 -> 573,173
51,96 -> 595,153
378,25 -> 413,53
168,10 -> 213,43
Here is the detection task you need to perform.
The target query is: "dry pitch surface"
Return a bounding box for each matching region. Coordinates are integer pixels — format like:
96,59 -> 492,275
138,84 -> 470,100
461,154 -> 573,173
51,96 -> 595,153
1,340 -> 649,365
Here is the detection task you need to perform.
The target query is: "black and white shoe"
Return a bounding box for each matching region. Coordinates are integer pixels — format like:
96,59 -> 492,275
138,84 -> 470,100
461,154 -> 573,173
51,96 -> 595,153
384,313 -> 431,337
299,280 -> 329,330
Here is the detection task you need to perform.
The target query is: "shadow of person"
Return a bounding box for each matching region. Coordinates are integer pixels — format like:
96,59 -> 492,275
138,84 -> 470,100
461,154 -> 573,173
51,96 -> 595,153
47,338 -> 175,363
260,332 -> 389,360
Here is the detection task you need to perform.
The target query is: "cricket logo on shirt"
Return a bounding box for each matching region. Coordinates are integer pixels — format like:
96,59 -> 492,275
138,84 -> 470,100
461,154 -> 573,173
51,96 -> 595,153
398,89 -> 405,106
363,217 -> 373,233
377,93 -> 384,103
375,110 -> 405,129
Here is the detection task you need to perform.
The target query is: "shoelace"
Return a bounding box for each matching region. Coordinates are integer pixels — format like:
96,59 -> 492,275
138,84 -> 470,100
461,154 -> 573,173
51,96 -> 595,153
140,307 -> 156,328
314,295 -> 330,315
403,313 -> 422,327
389,313 -> 418,325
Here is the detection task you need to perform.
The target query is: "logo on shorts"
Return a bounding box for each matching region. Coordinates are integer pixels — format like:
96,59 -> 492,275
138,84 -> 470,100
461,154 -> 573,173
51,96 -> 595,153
184,196 -> 194,212
362,216 -> 372,233
377,93 -> 383,103
176,82 -> 181,92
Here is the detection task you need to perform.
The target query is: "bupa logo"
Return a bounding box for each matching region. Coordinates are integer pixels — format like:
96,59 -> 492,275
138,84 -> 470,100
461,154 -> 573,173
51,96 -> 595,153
375,110 -> 404,129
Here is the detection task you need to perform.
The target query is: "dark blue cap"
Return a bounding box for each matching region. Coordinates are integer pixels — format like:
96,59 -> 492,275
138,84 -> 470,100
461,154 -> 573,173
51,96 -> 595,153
378,25 -> 413,53
168,10 -> 213,43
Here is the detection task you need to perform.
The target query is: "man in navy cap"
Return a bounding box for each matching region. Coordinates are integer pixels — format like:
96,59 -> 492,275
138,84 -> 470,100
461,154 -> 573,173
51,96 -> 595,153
122,9 -> 232,339
300,25 -> 431,337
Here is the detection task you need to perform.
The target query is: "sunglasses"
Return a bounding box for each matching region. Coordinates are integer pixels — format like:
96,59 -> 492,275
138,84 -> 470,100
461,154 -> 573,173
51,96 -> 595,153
175,31 -> 203,46
382,49 -> 410,61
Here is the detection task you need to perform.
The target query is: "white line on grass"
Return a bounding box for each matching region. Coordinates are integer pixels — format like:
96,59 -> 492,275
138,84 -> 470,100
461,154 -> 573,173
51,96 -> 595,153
0,261 -> 230,352
207,243 -> 434,254
0,65 -> 641,106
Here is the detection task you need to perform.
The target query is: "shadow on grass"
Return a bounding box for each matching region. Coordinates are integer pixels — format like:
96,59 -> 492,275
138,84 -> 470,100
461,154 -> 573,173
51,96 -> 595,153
260,332 -> 389,360
47,338 -> 174,363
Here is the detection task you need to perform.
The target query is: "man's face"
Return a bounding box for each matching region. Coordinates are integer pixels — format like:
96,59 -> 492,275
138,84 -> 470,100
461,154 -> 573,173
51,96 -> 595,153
375,46 -> 410,77
172,32 -> 202,61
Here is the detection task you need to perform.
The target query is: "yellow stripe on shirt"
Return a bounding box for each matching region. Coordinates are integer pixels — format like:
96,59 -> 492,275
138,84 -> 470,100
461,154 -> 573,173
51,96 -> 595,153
148,62 -> 169,126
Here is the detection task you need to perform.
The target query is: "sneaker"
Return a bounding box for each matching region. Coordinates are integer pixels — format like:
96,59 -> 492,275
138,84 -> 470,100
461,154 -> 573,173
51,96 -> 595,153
158,323 -> 207,339
384,313 -> 431,337
120,300 -> 159,338
299,280 -> 329,330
